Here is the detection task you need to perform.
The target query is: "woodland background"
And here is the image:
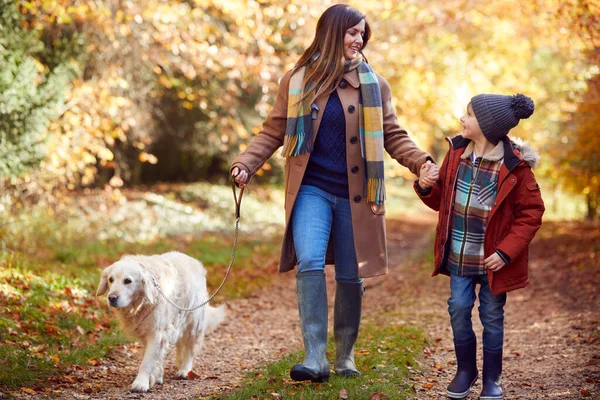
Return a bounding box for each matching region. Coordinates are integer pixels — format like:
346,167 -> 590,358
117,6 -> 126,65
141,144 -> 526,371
1,0 -> 599,219
0,0 -> 599,398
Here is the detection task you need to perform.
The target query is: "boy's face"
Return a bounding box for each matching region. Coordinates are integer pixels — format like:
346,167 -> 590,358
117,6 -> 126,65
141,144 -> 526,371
460,103 -> 484,141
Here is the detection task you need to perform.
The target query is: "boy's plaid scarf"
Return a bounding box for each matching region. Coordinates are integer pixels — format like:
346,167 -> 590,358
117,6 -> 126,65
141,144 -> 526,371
281,55 -> 385,205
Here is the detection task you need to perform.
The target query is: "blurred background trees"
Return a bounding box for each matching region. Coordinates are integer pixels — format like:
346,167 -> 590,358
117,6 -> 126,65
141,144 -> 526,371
0,0 -> 598,218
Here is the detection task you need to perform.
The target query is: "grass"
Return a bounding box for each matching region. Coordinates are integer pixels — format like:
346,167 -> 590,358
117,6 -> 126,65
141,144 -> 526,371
0,253 -> 126,389
0,183 -> 284,390
210,320 -> 426,400
0,179 -> 589,393
0,231 -> 281,390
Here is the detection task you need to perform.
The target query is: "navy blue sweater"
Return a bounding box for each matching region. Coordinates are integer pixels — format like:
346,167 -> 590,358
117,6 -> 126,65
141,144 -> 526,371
302,90 -> 349,198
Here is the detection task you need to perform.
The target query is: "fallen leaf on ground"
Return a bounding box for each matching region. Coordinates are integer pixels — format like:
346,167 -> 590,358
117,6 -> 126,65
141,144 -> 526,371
338,388 -> 349,399
187,371 -> 201,380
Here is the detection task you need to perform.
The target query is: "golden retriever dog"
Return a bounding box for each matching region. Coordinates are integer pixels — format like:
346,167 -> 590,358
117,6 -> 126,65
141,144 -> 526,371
96,251 -> 226,392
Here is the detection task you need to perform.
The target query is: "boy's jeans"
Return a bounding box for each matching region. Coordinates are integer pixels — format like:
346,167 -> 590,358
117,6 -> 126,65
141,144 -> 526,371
448,274 -> 507,350
291,185 -> 360,284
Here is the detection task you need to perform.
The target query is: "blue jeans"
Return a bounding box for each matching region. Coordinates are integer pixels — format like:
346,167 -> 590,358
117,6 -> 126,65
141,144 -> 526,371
291,185 -> 360,284
448,274 -> 507,350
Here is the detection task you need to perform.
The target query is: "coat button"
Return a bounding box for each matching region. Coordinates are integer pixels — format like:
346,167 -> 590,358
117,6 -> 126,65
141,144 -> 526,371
339,80 -> 348,89
351,166 -> 359,174
348,105 -> 356,113
493,202 -> 497,207
353,195 -> 361,203
511,178 -> 515,183
350,136 -> 358,144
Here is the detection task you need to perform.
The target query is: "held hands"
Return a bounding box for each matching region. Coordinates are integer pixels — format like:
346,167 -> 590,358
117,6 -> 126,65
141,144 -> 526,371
418,160 -> 439,189
484,252 -> 506,272
231,167 -> 249,188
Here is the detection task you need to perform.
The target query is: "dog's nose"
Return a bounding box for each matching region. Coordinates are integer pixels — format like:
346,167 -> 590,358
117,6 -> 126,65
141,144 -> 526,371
108,294 -> 119,306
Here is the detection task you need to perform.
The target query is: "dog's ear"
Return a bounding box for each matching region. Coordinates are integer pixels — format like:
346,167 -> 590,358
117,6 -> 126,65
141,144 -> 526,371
96,265 -> 112,296
139,264 -> 159,305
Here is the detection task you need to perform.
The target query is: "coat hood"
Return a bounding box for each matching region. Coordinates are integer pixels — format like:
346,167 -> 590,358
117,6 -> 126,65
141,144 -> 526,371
448,135 -> 541,169
511,137 -> 540,169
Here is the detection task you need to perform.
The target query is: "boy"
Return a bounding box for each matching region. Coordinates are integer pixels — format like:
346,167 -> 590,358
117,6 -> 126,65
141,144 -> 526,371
415,94 -> 545,399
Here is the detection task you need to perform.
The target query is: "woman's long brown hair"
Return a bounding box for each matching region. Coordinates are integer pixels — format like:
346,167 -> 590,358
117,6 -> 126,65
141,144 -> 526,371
294,4 -> 371,105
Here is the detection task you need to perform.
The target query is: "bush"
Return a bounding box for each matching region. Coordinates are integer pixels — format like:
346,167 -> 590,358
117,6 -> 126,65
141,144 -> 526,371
0,0 -> 81,178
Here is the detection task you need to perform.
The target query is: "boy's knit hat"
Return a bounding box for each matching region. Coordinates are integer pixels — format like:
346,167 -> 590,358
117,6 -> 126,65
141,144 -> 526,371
471,94 -> 535,145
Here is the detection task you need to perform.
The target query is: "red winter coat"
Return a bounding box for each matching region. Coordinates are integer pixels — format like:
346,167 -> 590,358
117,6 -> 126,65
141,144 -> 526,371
415,135 -> 545,295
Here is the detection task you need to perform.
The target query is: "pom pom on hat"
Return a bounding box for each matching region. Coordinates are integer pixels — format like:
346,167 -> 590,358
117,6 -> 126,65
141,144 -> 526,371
511,94 -> 534,119
471,93 -> 535,145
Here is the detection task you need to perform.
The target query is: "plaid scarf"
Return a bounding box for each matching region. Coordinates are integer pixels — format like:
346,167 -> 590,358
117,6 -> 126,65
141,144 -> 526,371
281,55 -> 385,204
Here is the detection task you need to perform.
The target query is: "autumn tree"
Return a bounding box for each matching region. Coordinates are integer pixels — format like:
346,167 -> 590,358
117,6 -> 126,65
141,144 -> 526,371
0,0 -> 80,179
2,0 -> 598,217
560,74 -> 600,219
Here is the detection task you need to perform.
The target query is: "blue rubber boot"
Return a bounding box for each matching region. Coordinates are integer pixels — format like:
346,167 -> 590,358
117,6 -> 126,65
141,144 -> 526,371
290,272 -> 330,383
334,281 -> 364,377
480,349 -> 503,399
447,337 -> 479,399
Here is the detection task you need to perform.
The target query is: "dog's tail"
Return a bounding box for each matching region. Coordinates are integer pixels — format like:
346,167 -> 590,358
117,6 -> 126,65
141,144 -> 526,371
205,304 -> 226,334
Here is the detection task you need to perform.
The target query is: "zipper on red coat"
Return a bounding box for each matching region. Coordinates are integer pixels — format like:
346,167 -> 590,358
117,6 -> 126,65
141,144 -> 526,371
457,157 -> 482,275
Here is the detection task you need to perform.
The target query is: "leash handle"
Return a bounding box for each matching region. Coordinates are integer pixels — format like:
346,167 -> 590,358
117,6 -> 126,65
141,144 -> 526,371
231,176 -> 245,219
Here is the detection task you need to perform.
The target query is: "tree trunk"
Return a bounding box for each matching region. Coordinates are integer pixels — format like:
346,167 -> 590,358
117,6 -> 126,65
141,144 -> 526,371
587,192 -> 598,221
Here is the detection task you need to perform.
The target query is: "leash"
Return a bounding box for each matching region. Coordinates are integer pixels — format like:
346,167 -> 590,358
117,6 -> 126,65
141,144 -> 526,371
150,178 -> 244,312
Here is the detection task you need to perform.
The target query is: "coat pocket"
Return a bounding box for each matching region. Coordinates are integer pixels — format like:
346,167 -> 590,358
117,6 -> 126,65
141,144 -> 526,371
477,179 -> 498,207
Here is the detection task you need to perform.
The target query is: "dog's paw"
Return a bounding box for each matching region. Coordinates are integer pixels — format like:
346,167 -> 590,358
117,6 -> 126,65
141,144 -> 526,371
175,370 -> 189,380
130,377 -> 150,392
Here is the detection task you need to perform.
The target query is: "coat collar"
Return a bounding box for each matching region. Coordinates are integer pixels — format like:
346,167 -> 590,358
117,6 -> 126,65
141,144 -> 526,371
460,140 -> 505,161
448,135 -> 470,149
342,69 -> 360,88
502,136 -> 524,172
449,135 -> 524,173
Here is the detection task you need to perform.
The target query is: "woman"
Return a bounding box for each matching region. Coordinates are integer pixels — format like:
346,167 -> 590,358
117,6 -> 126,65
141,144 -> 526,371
231,4 -> 432,383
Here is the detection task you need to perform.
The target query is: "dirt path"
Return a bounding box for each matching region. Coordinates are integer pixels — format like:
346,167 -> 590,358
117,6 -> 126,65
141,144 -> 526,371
41,215 -> 599,399
369,217 -> 600,400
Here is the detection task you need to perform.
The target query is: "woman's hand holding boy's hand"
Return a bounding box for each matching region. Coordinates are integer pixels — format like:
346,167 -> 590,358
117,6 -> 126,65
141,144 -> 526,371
418,160 -> 439,189
484,253 -> 506,272
231,167 -> 249,188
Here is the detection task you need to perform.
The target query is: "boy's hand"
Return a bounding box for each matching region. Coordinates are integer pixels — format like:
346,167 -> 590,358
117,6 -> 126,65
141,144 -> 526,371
484,253 -> 506,272
418,161 -> 439,189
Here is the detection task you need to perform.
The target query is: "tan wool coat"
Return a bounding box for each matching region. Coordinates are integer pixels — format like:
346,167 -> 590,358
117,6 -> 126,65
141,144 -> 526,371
231,67 -> 432,278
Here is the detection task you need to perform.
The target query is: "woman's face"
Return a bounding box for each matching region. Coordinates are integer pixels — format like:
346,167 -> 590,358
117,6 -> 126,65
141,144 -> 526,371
343,19 -> 365,60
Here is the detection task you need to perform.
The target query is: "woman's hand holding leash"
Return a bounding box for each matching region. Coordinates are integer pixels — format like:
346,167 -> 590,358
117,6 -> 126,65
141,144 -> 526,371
231,167 -> 249,188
